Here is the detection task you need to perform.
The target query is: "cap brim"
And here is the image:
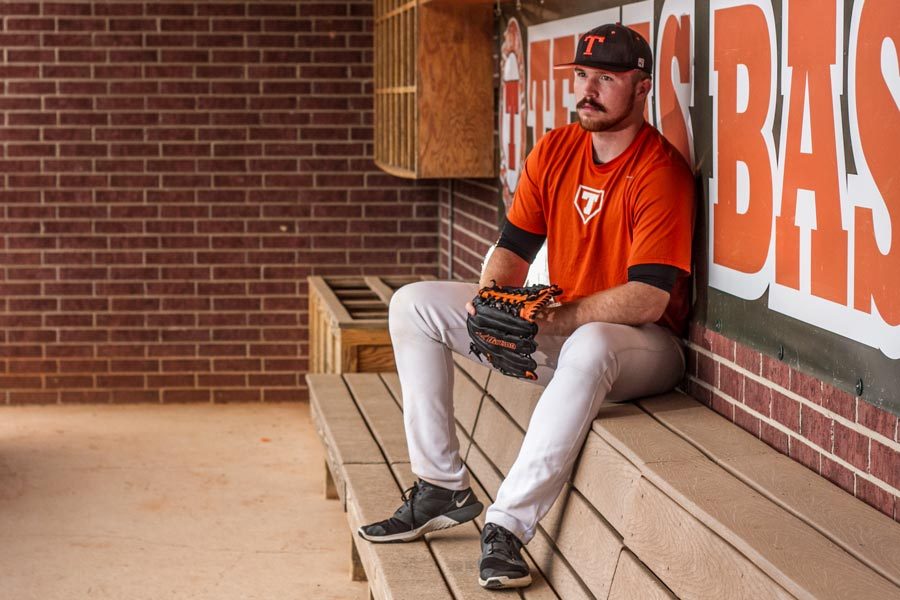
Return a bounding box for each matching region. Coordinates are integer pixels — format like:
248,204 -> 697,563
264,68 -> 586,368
552,61 -> 635,72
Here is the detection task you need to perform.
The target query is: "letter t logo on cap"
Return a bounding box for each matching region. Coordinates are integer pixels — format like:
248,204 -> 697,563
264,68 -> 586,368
582,35 -> 605,56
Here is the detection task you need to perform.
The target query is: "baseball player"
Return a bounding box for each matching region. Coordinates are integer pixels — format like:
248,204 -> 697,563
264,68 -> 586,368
357,23 -> 695,590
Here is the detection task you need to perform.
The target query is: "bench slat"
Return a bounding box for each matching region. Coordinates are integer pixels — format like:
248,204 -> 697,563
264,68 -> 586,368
628,476 -> 793,599
466,443 -> 593,600
597,402 -> 900,599
306,374 -> 384,465
607,549 -> 676,600
640,394 -> 900,587
378,370 -> 476,466
429,523 -> 523,599
472,396 -> 524,476
453,354 -> 492,390
344,373 -> 410,467
653,458 -> 899,599
453,366 -> 486,438
344,463 -> 455,600
592,403 -> 705,465
572,431 -> 641,535
351,374 -> 533,599
380,372 -> 403,407
463,464 -> 561,600
308,374 -> 385,507
540,483 -> 622,598
486,373 -> 542,432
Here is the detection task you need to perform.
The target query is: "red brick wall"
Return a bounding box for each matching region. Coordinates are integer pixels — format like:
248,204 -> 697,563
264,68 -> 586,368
441,177 -> 900,522
684,324 -> 899,521
438,179 -> 499,281
0,1 -> 439,404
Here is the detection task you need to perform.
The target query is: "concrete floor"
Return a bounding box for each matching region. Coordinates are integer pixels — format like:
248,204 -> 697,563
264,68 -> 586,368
0,403 -> 368,600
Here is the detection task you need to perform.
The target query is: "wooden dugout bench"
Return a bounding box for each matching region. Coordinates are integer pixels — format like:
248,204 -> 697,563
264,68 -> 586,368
307,356 -> 900,599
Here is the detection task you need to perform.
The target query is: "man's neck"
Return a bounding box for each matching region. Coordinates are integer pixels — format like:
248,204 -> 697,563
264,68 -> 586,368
590,119 -> 645,164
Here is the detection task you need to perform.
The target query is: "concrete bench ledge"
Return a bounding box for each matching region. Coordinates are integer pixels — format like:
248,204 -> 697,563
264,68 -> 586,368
307,358 -> 900,600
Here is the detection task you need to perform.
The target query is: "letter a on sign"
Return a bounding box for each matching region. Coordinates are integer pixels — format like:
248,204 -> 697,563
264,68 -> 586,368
575,185 -> 605,224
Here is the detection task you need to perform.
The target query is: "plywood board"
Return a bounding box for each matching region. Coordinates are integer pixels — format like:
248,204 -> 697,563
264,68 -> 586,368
343,463 -> 454,600
571,431 -> 641,535
416,2 -> 494,178
626,477 -> 793,600
642,394 -> 900,587
607,549 -> 676,600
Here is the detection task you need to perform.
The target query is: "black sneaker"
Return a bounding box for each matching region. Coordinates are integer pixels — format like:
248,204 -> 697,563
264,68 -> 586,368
357,479 -> 483,543
478,523 -> 532,589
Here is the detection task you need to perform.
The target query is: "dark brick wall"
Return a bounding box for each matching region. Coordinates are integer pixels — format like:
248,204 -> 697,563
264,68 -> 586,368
0,1 -> 439,404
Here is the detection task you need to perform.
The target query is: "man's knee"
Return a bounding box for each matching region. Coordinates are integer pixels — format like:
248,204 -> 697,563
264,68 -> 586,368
556,322 -> 623,374
389,280 -> 467,340
389,281 -> 432,333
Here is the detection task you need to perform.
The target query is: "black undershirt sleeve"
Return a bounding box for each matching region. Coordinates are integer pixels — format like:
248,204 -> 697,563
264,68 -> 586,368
496,220 -> 547,264
627,264 -> 680,293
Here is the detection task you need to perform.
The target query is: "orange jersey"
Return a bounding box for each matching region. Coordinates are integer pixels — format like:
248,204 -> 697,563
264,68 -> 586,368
507,122 -> 695,334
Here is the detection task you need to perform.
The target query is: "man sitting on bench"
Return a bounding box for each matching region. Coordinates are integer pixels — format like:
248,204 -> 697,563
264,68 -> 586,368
357,23 -> 695,590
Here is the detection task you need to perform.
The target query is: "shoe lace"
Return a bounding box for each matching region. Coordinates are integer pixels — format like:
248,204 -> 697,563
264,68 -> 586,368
399,481 -> 421,527
484,525 -> 517,556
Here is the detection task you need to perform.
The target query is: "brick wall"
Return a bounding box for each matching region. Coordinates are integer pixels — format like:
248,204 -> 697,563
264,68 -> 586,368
684,324 -> 899,521
441,177 -> 900,522
438,179 -> 499,281
0,1 -> 439,404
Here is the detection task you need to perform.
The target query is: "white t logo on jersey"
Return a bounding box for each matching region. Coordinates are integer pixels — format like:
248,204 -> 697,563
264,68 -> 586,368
574,184 -> 605,224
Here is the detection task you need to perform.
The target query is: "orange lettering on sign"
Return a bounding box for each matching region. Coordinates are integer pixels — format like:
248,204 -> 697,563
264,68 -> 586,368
712,4 -> 773,273
529,39 -> 550,143
553,35 -> 575,129
776,0 -> 847,303
583,35 -> 605,55
658,13 -> 692,164
504,80 -> 520,170
626,20 -> 652,122
853,0 -> 900,325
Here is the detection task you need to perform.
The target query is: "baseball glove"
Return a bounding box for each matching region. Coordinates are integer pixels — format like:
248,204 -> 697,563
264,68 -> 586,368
466,282 -> 562,380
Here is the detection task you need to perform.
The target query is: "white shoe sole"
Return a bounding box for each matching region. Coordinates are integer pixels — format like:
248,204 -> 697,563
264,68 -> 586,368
357,503 -> 483,543
478,574 -> 533,589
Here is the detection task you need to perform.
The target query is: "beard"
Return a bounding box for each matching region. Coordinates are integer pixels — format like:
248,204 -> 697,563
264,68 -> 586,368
576,94 -> 636,132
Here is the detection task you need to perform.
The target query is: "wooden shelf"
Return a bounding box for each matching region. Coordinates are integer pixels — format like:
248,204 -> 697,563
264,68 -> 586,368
374,0 -> 495,179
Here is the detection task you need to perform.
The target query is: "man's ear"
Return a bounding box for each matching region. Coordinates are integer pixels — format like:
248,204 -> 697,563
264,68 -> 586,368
636,77 -> 652,99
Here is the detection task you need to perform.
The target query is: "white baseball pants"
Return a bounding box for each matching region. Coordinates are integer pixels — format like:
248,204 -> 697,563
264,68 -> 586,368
389,280 -> 685,544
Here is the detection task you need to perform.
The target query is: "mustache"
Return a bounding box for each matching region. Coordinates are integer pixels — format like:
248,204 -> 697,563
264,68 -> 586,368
576,98 -> 605,111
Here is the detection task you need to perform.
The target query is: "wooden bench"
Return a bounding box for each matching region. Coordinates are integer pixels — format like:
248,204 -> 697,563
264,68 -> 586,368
307,275 -> 433,374
307,356 -> 900,599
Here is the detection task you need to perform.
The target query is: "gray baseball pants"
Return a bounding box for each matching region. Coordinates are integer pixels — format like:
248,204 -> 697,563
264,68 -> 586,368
389,280 -> 685,543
